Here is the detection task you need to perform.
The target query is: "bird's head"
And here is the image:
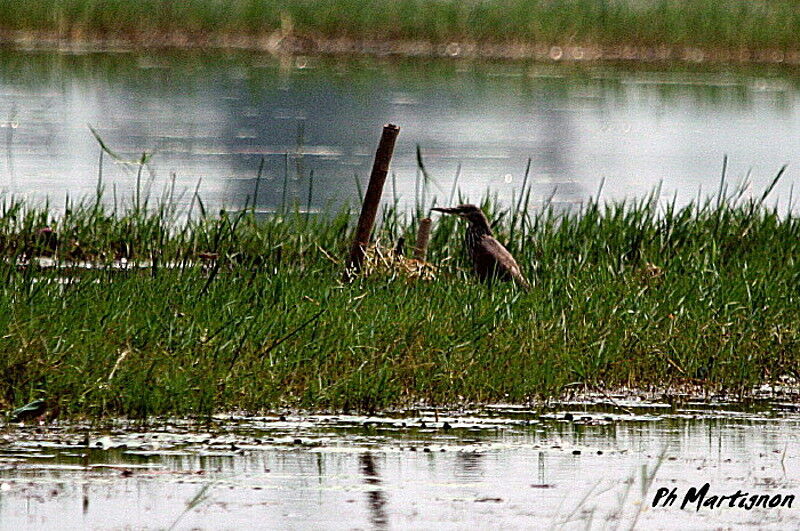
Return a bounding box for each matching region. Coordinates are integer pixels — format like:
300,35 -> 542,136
431,204 -> 489,228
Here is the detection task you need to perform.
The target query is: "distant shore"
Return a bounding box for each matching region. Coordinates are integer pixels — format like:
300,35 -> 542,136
4,30 -> 800,66
2,0 -> 800,64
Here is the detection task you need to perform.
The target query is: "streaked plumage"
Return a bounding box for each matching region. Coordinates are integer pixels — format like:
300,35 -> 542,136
431,204 -> 529,290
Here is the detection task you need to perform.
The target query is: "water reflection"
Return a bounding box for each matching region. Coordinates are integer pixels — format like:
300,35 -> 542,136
81,483 -> 88,515
3,102 -> 17,183
359,452 -> 389,530
0,49 -> 798,214
0,406 -> 799,528
455,450 -> 485,479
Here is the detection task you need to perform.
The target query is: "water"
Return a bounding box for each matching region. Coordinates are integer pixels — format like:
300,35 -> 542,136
1,401 -> 800,529
0,48 -> 799,214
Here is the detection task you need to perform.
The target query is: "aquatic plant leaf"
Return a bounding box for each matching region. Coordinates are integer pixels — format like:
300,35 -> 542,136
10,399 -> 47,422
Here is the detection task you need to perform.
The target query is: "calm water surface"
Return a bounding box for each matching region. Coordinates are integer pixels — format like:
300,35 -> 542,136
0,48 -> 799,213
1,402 -> 799,529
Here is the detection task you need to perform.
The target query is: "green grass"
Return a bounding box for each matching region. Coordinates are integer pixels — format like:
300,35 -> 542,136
2,0 -> 800,53
0,165 -> 799,419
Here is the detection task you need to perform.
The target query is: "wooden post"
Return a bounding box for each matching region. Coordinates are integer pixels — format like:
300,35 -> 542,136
344,124 -> 400,280
413,217 -> 432,261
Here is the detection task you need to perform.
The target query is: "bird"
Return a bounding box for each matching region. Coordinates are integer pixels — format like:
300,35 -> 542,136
431,204 -> 530,290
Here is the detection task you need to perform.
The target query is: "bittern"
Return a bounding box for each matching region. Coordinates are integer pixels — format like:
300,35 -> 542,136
431,204 -> 530,290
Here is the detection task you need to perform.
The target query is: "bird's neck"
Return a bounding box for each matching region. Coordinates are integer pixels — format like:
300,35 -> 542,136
467,220 -> 492,238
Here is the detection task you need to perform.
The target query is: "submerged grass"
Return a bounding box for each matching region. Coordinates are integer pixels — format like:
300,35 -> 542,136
0,175 -> 799,418
3,1 -> 800,54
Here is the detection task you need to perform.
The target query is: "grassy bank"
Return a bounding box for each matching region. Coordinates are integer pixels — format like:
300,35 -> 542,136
2,1 -> 800,59
0,173 -> 799,418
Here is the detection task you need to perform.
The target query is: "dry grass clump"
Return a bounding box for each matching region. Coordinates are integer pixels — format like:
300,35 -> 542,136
361,241 -> 437,281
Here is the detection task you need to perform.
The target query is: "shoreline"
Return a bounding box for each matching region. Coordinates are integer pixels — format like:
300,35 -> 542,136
5,388 -> 800,421
3,30 -> 800,66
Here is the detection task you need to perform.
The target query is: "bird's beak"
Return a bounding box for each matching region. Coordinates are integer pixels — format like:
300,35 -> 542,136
431,206 -> 461,215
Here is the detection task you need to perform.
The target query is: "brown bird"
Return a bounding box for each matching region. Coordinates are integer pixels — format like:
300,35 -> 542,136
431,204 -> 530,290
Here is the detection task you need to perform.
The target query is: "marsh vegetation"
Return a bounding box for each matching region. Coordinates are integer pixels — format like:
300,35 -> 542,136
2,1 -> 800,57
0,165 -> 797,417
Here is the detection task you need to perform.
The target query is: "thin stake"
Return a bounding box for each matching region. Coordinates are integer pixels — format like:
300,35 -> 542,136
414,217 -> 432,261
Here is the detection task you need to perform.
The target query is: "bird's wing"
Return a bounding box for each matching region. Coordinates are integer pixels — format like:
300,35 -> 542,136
476,236 -> 530,290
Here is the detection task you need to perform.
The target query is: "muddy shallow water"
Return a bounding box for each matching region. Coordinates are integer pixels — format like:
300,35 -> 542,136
1,401 -> 799,529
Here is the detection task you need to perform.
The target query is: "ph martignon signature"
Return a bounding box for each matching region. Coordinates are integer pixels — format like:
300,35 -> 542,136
652,483 -> 795,511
